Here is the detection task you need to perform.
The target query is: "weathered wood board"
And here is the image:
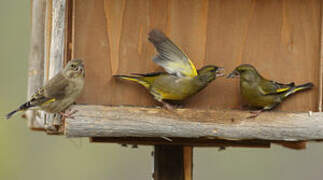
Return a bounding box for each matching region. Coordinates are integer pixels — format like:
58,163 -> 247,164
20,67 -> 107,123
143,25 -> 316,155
65,105 -> 323,141
71,0 -> 321,111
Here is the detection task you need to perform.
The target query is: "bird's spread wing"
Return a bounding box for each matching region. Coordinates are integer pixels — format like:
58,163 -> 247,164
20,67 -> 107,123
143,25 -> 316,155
148,29 -> 198,78
259,80 -> 295,96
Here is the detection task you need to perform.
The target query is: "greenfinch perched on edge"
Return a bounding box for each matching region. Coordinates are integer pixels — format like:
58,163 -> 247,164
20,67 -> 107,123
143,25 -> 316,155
6,59 -> 85,119
227,64 -> 313,117
114,29 -> 225,109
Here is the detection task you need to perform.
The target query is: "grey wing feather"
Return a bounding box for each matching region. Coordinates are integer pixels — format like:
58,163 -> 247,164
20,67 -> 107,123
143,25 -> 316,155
148,29 -> 197,77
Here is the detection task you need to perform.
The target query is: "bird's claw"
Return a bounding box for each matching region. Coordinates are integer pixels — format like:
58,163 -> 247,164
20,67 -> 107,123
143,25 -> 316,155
59,109 -> 78,119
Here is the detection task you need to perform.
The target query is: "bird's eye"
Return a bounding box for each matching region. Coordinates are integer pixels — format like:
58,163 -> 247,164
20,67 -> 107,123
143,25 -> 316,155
71,64 -> 76,68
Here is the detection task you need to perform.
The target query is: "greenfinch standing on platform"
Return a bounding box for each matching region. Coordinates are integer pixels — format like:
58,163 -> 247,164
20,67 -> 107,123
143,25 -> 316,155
227,64 -> 313,117
114,29 -> 224,109
6,59 -> 85,119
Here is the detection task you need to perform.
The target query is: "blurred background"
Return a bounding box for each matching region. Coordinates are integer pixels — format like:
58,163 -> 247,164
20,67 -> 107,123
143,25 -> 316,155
1,1 -> 323,180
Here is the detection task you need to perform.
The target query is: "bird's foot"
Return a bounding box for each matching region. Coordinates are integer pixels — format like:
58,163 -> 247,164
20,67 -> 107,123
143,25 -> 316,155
247,110 -> 262,119
60,109 -> 78,119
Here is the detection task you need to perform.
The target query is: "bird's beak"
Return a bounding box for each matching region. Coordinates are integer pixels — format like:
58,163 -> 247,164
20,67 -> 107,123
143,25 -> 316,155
77,64 -> 85,75
215,67 -> 225,77
227,70 -> 239,78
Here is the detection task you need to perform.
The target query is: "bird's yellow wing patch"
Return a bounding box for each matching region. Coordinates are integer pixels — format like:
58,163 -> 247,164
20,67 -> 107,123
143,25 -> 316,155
154,56 -> 197,78
276,87 -> 291,93
42,98 -> 56,105
259,80 -> 294,96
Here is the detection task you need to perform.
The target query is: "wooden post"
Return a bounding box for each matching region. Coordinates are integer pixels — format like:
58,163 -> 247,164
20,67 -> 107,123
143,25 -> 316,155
26,0 -> 46,129
153,145 -> 193,180
183,146 -> 193,180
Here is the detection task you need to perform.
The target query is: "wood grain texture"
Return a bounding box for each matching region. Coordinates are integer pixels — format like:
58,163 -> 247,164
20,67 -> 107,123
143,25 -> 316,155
48,0 -> 66,79
65,105 -> 323,141
183,146 -> 193,180
44,0 -> 52,81
72,0 -> 321,112
27,0 -> 46,129
43,0 -> 67,132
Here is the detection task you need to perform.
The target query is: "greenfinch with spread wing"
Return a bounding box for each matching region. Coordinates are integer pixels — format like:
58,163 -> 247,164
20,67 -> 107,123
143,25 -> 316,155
227,64 -> 313,117
6,59 -> 85,119
114,29 -> 224,109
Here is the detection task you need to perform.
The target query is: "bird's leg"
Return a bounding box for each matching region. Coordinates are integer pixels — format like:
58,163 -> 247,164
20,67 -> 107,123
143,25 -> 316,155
154,96 -> 175,110
161,101 -> 175,110
247,109 -> 263,119
59,109 -> 78,119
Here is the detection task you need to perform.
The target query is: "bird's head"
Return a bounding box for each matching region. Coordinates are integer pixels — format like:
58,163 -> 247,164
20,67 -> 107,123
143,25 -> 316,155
197,65 -> 225,83
64,59 -> 85,79
227,64 -> 260,82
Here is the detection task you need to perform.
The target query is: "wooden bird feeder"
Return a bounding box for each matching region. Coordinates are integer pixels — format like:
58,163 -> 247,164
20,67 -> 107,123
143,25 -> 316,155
28,0 -> 323,179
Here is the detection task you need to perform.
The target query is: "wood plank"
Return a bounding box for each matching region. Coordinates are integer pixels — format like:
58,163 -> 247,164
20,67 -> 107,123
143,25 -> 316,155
48,0 -> 66,78
26,0 -> 46,129
73,0 -> 115,105
43,0 -> 67,133
65,105 -> 323,141
44,0 -> 52,81
72,0 -> 320,112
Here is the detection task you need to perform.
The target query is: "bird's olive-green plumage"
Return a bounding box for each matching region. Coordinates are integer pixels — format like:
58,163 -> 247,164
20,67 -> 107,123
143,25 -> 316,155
114,65 -> 223,102
6,59 -> 85,119
114,29 -> 224,106
227,64 -> 313,110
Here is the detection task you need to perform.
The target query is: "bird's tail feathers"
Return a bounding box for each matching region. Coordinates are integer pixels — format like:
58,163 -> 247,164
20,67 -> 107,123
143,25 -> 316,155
283,82 -> 313,98
6,101 -> 34,120
6,109 -> 19,120
294,82 -> 314,92
113,75 -> 150,88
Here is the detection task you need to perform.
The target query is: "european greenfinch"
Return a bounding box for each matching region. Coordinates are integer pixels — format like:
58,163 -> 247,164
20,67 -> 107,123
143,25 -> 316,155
227,64 -> 313,117
114,29 -> 224,109
6,59 -> 85,119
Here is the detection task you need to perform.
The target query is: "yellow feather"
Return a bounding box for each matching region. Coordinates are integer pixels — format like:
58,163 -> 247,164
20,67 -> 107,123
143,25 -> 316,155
42,98 -> 56,105
172,45 -> 197,77
187,58 -> 198,77
118,76 -> 150,89
276,87 -> 290,93
294,87 -> 304,92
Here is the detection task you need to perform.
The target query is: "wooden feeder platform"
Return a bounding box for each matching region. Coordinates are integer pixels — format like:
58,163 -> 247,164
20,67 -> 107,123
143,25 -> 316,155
27,0 -> 323,180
